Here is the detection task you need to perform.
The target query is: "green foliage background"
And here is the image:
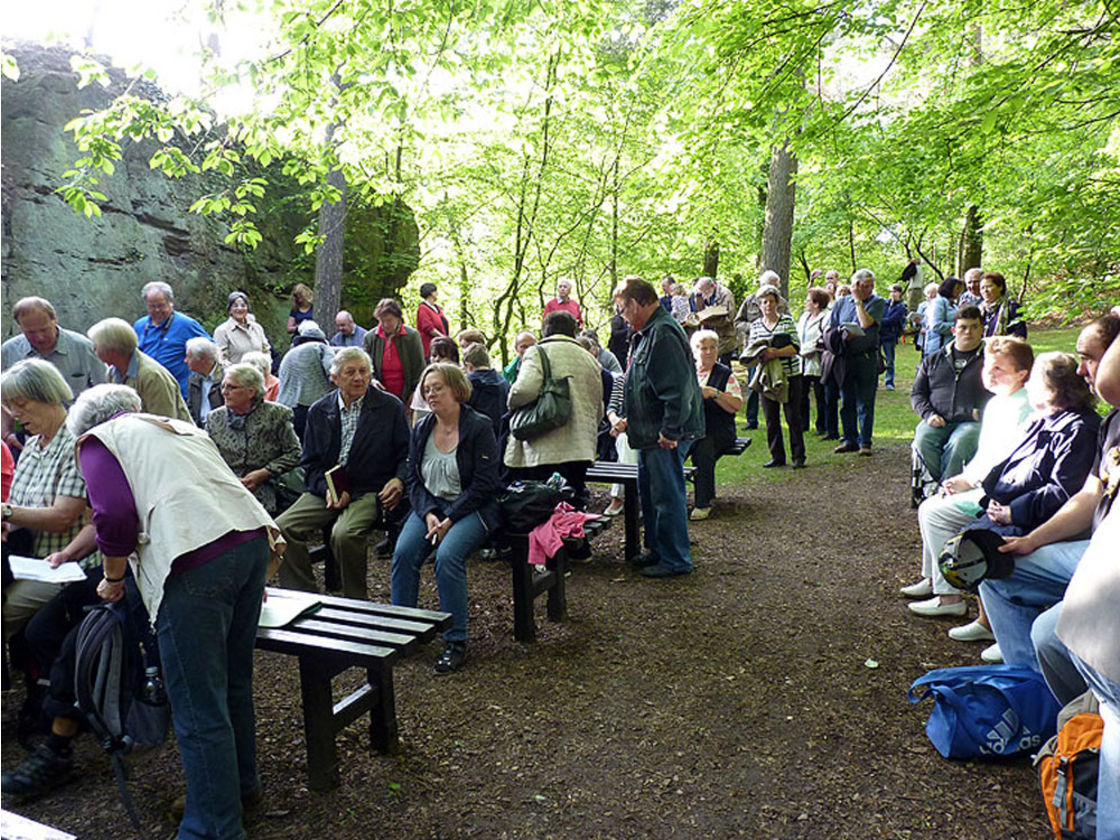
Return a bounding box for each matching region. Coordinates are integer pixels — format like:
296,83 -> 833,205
17,0 -> 1118,355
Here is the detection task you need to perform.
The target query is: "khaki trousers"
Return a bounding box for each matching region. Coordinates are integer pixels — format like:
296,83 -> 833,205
275,491 -> 381,599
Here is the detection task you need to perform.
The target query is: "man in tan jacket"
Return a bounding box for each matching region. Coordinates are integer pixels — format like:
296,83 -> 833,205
505,311 -> 604,507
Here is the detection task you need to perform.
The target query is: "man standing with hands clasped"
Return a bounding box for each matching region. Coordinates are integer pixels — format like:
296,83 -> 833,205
612,276 -> 705,578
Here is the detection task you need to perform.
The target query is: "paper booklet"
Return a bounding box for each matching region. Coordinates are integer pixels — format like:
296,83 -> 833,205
695,305 -> 729,322
8,555 -> 87,584
258,589 -> 323,628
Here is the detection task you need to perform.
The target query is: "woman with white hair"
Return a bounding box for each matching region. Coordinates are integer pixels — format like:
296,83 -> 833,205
88,317 -> 191,422
213,290 -> 270,365
0,360 -> 93,639
687,330 -> 743,520
241,350 -> 280,401
206,363 -> 302,515
65,383 -> 281,838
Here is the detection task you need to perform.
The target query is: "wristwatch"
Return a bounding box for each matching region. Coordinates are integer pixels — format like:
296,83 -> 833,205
1,503 -> 13,520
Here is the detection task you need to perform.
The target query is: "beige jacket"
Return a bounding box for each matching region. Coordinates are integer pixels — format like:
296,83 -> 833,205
504,336 -> 604,468
214,315 -> 270,365
82,413 -> 282,624
108,351 -> 192,423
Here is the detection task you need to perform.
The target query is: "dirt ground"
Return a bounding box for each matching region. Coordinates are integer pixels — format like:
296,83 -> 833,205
2,444 -> 1052,839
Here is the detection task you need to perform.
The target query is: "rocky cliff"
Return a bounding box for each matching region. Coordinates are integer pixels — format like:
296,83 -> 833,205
1,42 -> 418,341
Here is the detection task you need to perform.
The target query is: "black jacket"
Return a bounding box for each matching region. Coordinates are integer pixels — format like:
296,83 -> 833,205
978,407 -> 1101,535
700,363 -> 737,451
467,368 -> 510,438
911,345 -> 989,424
302,386 -> 410,500
406,405 -> 502,532
187,363 -> 224,426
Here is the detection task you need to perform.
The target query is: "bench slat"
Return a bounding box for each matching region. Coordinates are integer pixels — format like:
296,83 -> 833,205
292,619 -> 417,650
257,627 -> 400,665
313,607 -> 439,637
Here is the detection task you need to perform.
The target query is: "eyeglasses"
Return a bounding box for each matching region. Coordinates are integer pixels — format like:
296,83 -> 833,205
220,383 -> 246,392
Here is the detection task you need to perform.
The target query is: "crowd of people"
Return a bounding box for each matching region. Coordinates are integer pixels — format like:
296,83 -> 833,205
0,267 -> 1116,840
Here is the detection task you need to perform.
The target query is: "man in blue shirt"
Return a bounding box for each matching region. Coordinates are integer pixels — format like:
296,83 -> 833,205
829,269 -> 886,455
330,310 -> 368,347
133,281 -> 211,399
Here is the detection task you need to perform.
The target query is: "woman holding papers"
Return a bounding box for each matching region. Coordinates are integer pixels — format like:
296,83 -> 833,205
390,363 -> 501,675
0,360 -> 92,640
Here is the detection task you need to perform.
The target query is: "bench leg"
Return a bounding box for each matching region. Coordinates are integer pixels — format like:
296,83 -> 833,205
546,549 -> 568,623
623,480 -> 640,560
298,657 -> 340,791
508,535 -> 537,643
367,664 -> 399,754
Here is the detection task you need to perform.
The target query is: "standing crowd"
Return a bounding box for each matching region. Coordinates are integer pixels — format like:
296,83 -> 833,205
1,266 -> 1116,840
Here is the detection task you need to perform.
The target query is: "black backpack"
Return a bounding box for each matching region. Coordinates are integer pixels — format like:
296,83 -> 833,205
74,590 -> 171,830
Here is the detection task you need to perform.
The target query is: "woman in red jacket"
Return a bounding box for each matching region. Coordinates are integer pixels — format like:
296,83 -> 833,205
416,282 -> 450,360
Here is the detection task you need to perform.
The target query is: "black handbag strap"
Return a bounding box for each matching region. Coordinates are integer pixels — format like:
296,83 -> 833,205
535,344 -> 553,384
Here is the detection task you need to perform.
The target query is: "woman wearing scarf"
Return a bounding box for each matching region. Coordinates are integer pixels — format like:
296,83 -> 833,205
979,271 -> 1028,339
206,363 -> 302,515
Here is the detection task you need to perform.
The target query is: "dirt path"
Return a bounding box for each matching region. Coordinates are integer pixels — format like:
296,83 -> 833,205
3,444 -> 1049,839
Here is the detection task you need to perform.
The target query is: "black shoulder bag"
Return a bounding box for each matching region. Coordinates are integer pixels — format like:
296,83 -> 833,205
508,345 -> 572,442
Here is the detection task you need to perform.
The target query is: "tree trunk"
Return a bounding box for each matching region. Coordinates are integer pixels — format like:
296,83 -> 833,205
760,139 -> 797,298
314,157 -> 347,327
958,204 -> 982,276
610,157 -> 619,289
703,234 -> 719,278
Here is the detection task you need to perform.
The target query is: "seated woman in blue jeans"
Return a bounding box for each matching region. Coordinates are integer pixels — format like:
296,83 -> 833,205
390,363 -> 501,674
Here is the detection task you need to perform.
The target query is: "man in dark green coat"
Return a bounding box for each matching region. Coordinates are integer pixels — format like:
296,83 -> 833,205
613,276 -> 705,577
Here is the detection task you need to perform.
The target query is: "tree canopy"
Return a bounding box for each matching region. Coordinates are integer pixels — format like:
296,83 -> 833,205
10,0 -> 1118,344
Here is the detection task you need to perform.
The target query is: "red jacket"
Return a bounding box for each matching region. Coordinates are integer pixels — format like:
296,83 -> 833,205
416,301 -> 449,358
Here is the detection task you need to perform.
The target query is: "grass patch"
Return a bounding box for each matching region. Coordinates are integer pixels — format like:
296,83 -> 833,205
712,326 -> 1084,486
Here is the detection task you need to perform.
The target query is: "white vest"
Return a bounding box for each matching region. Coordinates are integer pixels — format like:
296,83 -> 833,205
82,413 -> 280,623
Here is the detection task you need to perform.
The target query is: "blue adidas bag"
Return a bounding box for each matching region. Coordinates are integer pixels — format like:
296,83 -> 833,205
908,665 -> 1062,759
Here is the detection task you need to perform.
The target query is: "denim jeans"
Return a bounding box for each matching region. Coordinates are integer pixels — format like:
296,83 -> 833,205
1030,603 -> 1087,705
913,420 -> 981,482
881,339 -> 898,387
979,540 -> 1089,671
839,353 -> 878,447
1071,653 -> 1120,840
391,510 -> 488,643
158,535 -> 269,840
638,440 -> 693,572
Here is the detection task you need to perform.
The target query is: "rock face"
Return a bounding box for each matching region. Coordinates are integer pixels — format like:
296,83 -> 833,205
1,43 -> 419,342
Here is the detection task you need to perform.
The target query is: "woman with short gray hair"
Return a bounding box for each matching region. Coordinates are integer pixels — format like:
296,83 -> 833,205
206,364 -> 302,515
61,383 -> 280,838
241,351 -> 280,401
213,291 -> 270,365
0,360 -> 93,639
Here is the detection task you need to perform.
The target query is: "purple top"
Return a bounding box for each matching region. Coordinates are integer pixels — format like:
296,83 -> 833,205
78,436 -> 263,574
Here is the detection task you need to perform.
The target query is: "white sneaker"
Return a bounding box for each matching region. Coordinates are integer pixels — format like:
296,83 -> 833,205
948,620 -> 995,643
908,596 -> 968,617
981,643 -> 1003,663
899,579 -> 933,598
689,506 -> 711,521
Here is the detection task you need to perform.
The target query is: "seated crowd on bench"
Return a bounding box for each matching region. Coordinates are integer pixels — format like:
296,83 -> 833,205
1,271 -> 1117,838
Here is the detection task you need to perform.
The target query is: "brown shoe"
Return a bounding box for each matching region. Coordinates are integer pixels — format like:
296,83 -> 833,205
833,442 -> 859,453
858,446 -> 873,456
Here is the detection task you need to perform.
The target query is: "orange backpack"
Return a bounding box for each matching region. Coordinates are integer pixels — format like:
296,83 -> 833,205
1035,691 -> 1103,839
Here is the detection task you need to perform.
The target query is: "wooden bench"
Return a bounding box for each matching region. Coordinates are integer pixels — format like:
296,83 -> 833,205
499,516 -> 613,643
728,436 -> 752,456
255,587 -> 451,791
584,461 -> 697,561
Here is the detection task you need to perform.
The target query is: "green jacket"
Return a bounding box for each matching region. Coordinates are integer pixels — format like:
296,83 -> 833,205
623,305 -> 705,449
363,324 -> 426,403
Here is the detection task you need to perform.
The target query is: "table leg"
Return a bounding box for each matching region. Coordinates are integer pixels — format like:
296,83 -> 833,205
509,535 -> 536,643
298,656 -> 340,791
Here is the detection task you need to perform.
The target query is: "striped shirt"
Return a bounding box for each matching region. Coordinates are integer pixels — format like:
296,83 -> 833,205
748,314 -> 801,378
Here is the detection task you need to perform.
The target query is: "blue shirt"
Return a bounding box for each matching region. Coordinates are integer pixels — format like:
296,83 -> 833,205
829,294 -> 886,354
330,326 -> 368,347
133,311 -> 211,398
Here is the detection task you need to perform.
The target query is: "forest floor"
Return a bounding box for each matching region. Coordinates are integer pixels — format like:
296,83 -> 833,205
1,441 -> 1052,839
